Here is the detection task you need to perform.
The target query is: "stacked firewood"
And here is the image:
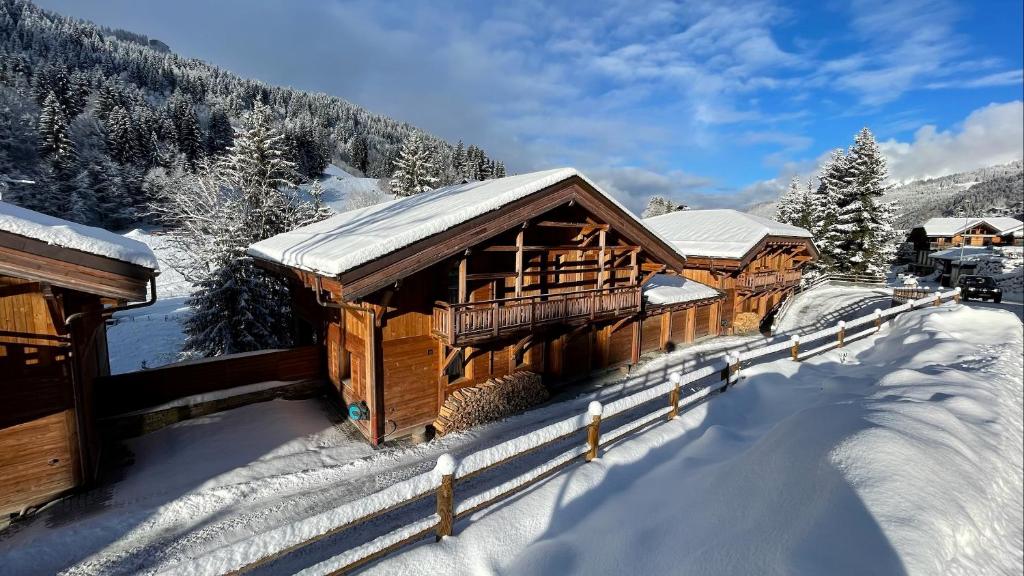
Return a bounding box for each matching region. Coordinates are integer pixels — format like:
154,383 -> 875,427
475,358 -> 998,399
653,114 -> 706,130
433,371 -> 549,436
732,312 -> 761,334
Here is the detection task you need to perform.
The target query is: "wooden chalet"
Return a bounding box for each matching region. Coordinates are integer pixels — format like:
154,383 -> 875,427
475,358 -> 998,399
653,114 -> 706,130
0,202 -> 158,517
249,168 -> 723,445
645,209 -> 817,332
906,216 -> 1023,275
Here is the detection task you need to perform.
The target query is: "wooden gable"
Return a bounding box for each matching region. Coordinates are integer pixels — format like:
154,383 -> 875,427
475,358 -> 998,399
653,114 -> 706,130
333,175 -> 688,301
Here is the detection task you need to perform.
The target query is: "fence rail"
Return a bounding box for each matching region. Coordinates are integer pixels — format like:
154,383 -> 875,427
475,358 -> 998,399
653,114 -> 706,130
179,288 -> 961,575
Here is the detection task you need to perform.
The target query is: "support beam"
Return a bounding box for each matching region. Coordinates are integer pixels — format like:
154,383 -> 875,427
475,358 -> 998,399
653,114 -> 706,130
515,228 -> 524,296
536,220 -> 609,230
597,229 -> 607,289
458,257 -> 467,304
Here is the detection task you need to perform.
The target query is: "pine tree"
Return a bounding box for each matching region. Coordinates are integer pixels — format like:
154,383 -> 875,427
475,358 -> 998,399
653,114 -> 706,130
392,131 -> 438,196
494,161 -> 507,178
452,139 -> 467,180
808,149 -> 846,273
349,134 -> 369,174
835,128 -> 892,275
104,106 -> 136,164
37,91 -> 73,168
642,196 -> 688,218
775,177 -> 803,225
205,107 -> 234,156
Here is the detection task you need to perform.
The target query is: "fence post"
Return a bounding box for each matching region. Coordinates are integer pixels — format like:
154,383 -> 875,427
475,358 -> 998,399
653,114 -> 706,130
585,401 -> 603,462
790,335 -> 800,361
873,309 -> 882,331
668,372 -> 681,420
837,320 -> 846,348
435,454 -> 456,541
953,287 -> 961,304
933,292 -> 942,307
727,353 -> 740,388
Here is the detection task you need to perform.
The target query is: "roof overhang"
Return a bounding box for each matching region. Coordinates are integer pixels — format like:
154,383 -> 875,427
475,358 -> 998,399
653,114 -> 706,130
683,235 -> 817,272
0,230 -> 155,300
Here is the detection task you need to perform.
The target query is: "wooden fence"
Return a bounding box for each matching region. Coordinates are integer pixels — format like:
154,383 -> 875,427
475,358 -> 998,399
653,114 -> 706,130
179,288 -> 961,576
95,346 -> 323,417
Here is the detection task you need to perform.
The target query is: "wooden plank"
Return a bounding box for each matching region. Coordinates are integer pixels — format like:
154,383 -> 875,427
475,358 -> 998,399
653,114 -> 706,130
535,221 -> 610,230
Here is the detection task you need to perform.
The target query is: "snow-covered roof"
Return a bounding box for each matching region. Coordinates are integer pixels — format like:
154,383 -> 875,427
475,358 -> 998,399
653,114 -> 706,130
0,201 -> 159,270
248,168 -> 664,276
929,246 -> 1002,261
922,217 -> 1024,237
643,209 -> 813,259
643,274 -> 720,306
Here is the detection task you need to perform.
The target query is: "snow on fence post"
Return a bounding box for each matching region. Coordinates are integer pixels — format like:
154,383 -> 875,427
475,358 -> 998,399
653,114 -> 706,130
933,292 -> 942,307
837,320 -> 846,348
435,454 -> 456,541
585,401 -> 603,462
954,286 -> 961,303
873,309 -> 882,331
790,335 -> 800,361
668,372 -> 681,420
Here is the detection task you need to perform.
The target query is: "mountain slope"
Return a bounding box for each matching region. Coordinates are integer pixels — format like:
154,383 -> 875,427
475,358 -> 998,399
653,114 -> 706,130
0,0 -> 502,227
885,160 -> 1023,229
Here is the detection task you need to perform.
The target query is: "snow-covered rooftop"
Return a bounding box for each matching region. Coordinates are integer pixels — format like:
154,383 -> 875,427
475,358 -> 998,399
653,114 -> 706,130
644,209 -> 813,259
0,201 -> 159,270
643,274 -> 720,306
922,217 -> 1024,237
248,168 -> 656,276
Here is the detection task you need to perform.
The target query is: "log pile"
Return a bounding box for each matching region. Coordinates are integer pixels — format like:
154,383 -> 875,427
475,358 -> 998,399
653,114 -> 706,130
732,311 -> 761,334
433,371 -> 549,436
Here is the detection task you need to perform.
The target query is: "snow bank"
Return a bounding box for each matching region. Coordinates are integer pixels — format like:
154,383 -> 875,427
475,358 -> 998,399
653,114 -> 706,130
0,201 -> 158,269
366,304 -> 1023,575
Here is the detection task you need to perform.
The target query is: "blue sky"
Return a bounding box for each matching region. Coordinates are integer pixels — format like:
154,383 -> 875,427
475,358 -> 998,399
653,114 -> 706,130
38,0 -> 1024,211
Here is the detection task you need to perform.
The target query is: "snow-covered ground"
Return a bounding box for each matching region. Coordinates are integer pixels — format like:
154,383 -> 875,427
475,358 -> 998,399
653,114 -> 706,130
3,286 -> 1019,575
106,229 -> 193,374
774,283 -> 892,334
369,305 -> 1024,576
297,163 -> 392,213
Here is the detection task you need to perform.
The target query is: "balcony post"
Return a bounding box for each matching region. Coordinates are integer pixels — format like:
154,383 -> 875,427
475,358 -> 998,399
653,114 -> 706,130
492,301 -> 499,336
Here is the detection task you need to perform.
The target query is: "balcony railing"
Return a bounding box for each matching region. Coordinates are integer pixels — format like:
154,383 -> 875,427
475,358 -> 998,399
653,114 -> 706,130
432,286 -> 641,345
736,270 -> 802,291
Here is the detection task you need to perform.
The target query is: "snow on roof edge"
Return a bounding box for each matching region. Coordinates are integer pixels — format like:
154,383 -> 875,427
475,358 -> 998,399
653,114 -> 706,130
247,168 -> 685,277
0,201 -> 159,270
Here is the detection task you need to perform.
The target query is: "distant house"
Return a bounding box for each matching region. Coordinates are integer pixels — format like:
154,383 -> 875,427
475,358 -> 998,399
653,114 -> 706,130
0,202 -> 158,516
644,209 -> 817,332
249,169 -> 722,445
907,217 -> 1023,275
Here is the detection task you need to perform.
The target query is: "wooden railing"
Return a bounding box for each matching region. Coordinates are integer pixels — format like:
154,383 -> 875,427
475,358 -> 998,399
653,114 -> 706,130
433,286 -> 642,345
180,289 -> 962,576
892,286 -> 932,303
737,269 -> 802,291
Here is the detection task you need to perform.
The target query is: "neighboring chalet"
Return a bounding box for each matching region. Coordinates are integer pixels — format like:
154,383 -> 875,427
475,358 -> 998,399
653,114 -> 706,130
906,216 -> 1023,275
0,202 -> 158,516
644,209 -> 817,332
248,169 -> 723,445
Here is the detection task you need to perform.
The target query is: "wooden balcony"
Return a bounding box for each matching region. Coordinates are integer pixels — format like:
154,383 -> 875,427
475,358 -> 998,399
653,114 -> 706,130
736,270 -> 802,291
432,286 -> 641,346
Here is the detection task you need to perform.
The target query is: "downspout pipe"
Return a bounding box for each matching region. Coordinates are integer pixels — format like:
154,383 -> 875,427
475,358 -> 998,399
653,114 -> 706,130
63,276 -> 158,331
61,275 -> 156,485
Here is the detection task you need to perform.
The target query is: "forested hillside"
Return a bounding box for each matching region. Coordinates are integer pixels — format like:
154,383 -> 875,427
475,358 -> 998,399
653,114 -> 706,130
885,160 -> 1023,229
0,0 -> 504,228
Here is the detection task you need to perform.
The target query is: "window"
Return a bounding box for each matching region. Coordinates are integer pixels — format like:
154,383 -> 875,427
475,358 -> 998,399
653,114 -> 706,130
445,348 -> 465,380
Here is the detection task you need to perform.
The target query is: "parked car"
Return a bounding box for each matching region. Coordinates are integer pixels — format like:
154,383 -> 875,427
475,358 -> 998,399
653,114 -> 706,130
957,275 -> 1003,303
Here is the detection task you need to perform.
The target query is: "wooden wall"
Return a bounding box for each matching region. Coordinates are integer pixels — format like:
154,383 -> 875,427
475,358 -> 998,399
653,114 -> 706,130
0,276 -> 79,516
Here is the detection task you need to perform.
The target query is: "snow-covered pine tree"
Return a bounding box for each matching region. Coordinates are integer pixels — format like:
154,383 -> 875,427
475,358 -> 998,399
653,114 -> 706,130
835,128 -> 891,275
494,161 -> 507,178
642,195 -> 688,218
453,139 -> 467,180
37,91 -> 73,168
775,177 -> 803,225
205,107 -> 233,156
349,134 -> 369,174
159,102 -> 319,357
808,149 -> 847,274
392,131 -> 438,196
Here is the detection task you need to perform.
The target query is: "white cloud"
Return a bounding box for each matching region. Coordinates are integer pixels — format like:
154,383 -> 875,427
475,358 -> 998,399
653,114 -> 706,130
880,101 -> 1024,182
